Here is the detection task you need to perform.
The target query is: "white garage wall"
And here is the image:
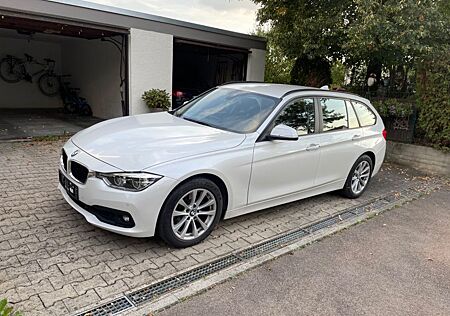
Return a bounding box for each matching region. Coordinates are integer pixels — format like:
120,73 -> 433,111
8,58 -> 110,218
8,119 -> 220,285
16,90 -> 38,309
129,28 -> 173,115
0,36 -> 62,108
246,48 -> 266,81
61,36 -> 123,119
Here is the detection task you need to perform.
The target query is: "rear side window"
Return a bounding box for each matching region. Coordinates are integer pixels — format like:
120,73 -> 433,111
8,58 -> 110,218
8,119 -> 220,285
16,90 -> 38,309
346,101 -> 360,129
352,101 -> 376,126
275,98 -> 315,136
321,98 -> 348,132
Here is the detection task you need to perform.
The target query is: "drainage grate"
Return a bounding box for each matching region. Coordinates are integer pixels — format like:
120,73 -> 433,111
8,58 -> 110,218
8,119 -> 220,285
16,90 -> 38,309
127,254 -> 241,305
76,296 -> 133,316
74,184 -> 431,315
307,216 -> 341,233
237,229 -> 309,259
337,210 -> 356,221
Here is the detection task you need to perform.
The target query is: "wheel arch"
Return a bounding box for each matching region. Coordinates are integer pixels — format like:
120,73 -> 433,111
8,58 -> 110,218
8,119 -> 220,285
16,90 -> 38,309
156,173 -> 230,234
361,151 -> 376,169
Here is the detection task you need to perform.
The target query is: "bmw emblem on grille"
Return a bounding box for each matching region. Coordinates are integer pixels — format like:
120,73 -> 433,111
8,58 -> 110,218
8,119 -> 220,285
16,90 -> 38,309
71,150 -> 80,157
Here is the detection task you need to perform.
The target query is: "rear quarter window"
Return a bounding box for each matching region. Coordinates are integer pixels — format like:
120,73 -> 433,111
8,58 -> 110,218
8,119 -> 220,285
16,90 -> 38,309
352,101 -> 376,127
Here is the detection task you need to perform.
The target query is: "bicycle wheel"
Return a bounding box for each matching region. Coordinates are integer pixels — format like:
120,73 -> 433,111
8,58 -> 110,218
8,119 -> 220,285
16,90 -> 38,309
0,57 -> 23,83
63,101 -> 77,114
79,103 -> 93,116
38,73 -> 60,96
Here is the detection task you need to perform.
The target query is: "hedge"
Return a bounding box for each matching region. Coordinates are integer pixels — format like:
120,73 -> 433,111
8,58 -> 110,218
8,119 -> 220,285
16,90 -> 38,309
416,49 -> 450,150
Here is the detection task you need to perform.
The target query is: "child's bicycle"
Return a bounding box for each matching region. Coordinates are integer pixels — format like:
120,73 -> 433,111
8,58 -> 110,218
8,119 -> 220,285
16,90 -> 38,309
58,75 -> 92,116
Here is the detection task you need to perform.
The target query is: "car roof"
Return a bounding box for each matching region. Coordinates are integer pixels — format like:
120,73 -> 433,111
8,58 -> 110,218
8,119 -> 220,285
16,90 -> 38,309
220,82 -> 368,103
220,82 -> 315,98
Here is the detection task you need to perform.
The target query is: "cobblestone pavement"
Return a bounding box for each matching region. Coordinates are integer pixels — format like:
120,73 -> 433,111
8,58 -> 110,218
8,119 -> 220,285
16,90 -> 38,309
0,139 -> 444,315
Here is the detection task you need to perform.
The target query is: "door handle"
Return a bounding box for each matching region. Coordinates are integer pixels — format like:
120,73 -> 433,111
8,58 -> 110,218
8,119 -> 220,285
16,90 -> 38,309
352,134 -> 362,141
306,144 -> 320,151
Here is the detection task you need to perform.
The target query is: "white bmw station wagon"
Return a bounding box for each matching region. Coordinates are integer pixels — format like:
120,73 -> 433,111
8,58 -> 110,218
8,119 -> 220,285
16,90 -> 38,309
59,83 -> 386,247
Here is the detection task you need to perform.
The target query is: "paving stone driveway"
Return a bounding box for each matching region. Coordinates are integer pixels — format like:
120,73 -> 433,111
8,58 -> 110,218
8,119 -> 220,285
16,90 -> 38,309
0,139 -> 442,315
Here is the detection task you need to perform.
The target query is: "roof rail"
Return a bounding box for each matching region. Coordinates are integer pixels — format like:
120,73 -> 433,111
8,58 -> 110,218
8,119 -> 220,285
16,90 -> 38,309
280,88 -> 320,98
280,88 -> 363,98
220,81 -> 267,86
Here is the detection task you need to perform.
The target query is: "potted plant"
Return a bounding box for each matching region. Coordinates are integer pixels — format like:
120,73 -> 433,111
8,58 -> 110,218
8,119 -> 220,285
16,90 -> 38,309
141,88 -> 171,112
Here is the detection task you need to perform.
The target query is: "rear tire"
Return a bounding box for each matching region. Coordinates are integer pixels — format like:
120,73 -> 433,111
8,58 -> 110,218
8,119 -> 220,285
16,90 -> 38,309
341,155 -> 373,199
157,177 -> 223,248
0,58 -> 22,83
80,104 -> 93,116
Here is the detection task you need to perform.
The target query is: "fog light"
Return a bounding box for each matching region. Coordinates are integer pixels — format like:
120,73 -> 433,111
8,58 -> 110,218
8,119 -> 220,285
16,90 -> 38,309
122,215 -> 130,222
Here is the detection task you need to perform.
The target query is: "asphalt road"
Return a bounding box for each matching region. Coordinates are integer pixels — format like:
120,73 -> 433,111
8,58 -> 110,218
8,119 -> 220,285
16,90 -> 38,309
159,188 -> 450,316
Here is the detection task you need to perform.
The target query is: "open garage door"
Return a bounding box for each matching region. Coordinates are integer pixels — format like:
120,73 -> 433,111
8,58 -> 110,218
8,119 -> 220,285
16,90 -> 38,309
0,13 -> 129,140
172,39 -> 248,108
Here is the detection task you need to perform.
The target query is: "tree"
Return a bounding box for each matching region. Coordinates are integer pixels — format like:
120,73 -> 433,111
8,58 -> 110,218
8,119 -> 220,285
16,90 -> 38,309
254,0 -> 355,87
254,0 -> 449,88
290,55 -> 331,87
344,0 -> 450,84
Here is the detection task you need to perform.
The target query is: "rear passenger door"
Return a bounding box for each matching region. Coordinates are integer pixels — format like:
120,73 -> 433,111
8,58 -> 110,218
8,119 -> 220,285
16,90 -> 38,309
315,98 -> 363,186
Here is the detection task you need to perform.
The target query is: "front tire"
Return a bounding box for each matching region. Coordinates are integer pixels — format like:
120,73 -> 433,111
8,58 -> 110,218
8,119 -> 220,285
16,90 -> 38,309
38,74 -> 60,96
342,155 -> 373,199
157,177 -> 223,248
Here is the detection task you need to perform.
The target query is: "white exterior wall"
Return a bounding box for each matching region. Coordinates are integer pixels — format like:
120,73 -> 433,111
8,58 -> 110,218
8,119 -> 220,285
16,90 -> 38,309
246,48 -> 266,81
129,28 -> 173,115
61,37 -> 123,119
0,36 -> 62,108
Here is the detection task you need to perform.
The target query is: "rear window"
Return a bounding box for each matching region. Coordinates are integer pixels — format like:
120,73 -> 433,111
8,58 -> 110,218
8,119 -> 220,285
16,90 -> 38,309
352,101 -> 376,126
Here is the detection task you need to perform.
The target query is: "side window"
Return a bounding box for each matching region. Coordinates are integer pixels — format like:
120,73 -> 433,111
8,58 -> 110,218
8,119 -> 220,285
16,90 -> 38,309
346,101 -> 360,129
321,98 -> 348,132
275,98 -> 315,136
352,101 -> 376,126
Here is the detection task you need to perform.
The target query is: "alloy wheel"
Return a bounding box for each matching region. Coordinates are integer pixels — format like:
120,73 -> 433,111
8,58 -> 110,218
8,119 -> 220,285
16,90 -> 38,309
351,160 -> 371,194
171,189 -> 217,241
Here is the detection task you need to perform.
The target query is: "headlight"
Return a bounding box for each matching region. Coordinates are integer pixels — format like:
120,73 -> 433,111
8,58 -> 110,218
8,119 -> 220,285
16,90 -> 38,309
96,172 -> 162,191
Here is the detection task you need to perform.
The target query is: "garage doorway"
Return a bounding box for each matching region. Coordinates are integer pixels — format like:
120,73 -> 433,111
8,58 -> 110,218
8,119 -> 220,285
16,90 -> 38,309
0,13 -> 128,140
172,39 -> 248,108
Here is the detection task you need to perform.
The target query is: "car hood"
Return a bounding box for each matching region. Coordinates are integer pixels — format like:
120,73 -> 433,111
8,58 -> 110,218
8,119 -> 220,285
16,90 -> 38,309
71,112 -> 246,171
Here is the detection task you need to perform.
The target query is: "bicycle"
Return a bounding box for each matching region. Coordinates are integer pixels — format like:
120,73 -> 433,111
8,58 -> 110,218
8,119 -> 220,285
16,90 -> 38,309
0,53 -> 60,96
58,75 -> 92,116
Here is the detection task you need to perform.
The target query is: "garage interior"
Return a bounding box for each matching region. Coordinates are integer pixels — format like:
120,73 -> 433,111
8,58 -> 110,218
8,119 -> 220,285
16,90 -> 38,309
0,13 -> 128,140
172,39 -> 248,108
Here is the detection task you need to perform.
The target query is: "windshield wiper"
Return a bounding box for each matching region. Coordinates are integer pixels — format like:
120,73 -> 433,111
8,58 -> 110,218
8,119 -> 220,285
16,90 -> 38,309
182,117 -> 214,127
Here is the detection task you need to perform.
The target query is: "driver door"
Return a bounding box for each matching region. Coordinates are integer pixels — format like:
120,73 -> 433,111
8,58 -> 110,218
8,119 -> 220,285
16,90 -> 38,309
248,98 -> 322,204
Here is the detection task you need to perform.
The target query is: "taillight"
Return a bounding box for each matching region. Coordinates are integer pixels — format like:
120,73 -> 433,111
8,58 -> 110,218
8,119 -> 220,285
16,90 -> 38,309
382,129 -> 387,140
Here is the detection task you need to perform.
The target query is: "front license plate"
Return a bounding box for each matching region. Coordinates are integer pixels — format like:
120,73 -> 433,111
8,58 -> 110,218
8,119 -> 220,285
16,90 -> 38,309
59,170 -> 79,201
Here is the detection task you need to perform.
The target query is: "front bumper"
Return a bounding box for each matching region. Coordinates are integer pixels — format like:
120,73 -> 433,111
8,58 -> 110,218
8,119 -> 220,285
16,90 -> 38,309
59,142 -> 177,237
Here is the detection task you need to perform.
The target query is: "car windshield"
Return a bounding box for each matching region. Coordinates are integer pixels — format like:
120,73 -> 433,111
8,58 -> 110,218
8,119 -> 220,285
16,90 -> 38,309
173,88 -> 280,133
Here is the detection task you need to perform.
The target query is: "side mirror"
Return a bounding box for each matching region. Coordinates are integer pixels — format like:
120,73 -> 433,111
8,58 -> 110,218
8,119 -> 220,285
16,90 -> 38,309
269,124 -> 298,141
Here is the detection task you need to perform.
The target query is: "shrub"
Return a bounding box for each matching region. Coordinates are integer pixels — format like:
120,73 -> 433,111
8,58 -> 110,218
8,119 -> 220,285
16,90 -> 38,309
372,99 -> 414,118
415,49 -> 450,149
0,299 -> 22,316
141,89 -> 171,111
